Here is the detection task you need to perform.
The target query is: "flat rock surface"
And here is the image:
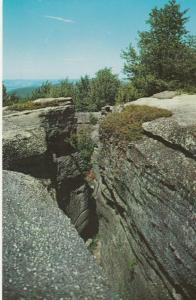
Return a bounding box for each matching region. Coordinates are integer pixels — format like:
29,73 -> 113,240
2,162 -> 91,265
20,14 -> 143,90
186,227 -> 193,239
152,91 -> 178,99
3,170 -> 117,300
129,94 -> 196,126
127,94 -> 196,157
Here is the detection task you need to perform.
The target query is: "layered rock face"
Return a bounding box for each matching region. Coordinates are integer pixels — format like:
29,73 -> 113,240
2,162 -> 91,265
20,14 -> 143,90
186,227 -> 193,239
3,98 -> 92,233
93,95 -> 196,300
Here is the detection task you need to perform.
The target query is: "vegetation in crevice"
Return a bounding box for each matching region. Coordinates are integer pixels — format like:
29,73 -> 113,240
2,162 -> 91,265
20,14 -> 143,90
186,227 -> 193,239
68,129 -> 96,173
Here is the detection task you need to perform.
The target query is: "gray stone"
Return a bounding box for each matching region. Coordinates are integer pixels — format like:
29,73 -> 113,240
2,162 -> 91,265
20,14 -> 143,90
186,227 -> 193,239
3,170 -> 118,300
128,94 -> 196,126
152,91 -> 178,99
76,112 -> 101,144
33,96 -> 72,105
3,98 -> 75,173
3,97 -> 95,235
94,95 -> 196,300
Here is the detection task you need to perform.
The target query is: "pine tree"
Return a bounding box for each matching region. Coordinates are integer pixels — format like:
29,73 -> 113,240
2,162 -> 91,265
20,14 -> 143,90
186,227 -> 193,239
122,0 -> 196,95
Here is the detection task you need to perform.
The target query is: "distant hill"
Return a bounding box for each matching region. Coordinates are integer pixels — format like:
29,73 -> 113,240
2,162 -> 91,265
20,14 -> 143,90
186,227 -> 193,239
8,86 -> 38,98
4,79 -> 79,99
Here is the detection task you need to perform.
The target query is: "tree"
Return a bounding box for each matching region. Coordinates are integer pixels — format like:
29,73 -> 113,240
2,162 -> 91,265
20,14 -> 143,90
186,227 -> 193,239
3,84 -> 19,106
31,81 -> 53,99
74,75 -> 92,111
90,68 -> 120,110
122,0 -> 196,96
31,79 -> 74,99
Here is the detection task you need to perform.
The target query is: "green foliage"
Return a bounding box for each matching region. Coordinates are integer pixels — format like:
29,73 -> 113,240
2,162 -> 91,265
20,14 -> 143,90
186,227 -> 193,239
2,84 -> 19,106
87,236 -> 100,253
116,82 -> 142,104
74,68 -> 120,111
100,105 -> 172,142
31,79 -> 74,100
89,113 -> 98,125
122,0 -> 196,98
69,129 -> 95,172
29,69 -> 120,112
128,259 -> 137,269
89,68 -> 120,110
74,75 -> 93,111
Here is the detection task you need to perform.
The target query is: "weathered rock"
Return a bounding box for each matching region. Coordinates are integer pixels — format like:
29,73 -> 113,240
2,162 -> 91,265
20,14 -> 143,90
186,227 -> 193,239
3,170 -> 118,300
3,98 -> 95,235
152,91 -> 178,99
132,94 -> 196,157
55,153 -> 94,234
3,98 -> 75,174
94,95 -> 196,300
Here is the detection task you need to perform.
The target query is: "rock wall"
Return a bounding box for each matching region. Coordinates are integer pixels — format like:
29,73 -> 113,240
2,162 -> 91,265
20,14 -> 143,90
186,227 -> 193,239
93,95 -> 196,300
3,98 -> 119,299
3,98 -> 93,234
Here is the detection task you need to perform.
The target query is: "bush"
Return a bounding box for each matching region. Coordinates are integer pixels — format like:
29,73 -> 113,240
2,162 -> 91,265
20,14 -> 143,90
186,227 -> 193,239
3,84 -> 20,106
132,74 -> 170,97
69,129 -> 95,172
100,105 -> 172,143
116,82 -> 142,104
89,68 -> 120,110
89,113 -> 98,125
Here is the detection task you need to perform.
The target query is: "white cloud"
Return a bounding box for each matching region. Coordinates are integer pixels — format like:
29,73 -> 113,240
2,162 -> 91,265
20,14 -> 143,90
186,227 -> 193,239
44,15 -> 75,24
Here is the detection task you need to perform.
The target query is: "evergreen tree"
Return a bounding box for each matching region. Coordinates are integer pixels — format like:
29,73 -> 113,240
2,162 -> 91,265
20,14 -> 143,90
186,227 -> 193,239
90,68 -> 120,110
122,0 -> 196,96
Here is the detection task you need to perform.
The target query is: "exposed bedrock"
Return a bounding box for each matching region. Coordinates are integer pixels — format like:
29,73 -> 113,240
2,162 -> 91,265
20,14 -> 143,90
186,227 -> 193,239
3,170 -> 117,300
93,95 -> 196,300
3,98 -> 94,234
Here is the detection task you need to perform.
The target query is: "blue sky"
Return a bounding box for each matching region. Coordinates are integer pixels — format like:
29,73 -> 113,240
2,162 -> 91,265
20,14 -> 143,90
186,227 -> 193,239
3,0 -> 196,79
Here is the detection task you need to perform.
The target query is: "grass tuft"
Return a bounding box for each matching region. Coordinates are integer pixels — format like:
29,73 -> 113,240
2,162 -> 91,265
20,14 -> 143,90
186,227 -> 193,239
9,100 -> 60,111
100,105 -> 172,142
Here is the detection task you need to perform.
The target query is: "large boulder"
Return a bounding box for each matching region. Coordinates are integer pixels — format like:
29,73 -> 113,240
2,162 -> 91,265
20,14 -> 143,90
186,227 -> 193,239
3,170 -> 117,300
3,98 -> 75,174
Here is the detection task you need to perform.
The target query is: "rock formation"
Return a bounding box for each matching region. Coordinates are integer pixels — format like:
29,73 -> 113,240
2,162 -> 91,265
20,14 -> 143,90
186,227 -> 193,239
3,98 -> 118,299
3,98 -> 92,233
3,94 -> 196,300
3,170 -> 116,300
93,94 -> 196,300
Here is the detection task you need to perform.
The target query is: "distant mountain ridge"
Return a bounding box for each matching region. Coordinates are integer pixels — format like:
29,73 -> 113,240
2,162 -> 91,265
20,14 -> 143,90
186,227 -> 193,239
3,79 -> 78,98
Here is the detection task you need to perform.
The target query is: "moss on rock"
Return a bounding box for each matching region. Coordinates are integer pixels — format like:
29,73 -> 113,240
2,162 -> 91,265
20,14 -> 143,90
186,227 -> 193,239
100,105 -> 172,142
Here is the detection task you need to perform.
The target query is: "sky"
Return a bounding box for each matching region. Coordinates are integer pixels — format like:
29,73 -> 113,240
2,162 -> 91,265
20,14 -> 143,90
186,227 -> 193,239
3,0 -> 196,80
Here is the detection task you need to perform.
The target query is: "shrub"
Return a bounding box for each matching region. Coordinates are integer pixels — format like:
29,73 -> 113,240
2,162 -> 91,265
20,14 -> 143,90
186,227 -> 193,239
89,113 -> 98,125
69,129 -> 95,172
100,105 -> 172,142
132,75 -> 170,97
116,82 -> 142,104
